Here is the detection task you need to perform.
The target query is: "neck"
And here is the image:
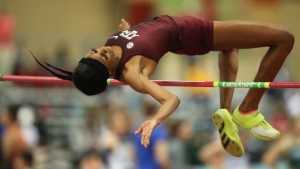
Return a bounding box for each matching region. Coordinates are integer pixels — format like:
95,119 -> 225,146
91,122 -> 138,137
110,46 -> 122,78
111,46 -> 122,60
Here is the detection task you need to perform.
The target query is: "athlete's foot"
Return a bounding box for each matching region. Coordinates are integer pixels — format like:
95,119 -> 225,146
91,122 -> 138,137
212,109 -> 244,157
232,106 -> 281,141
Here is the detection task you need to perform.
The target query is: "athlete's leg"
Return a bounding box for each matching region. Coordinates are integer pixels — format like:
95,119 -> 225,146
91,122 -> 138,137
213,49 -> 244,157
213,21 -> 294,111
213,21 -> 294,141
218,49 -> 239,113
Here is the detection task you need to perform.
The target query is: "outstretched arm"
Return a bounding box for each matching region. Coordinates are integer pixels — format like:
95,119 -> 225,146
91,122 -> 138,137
124,70 -> 180,148
118,19 -> 131,31
218,49 -> 238,113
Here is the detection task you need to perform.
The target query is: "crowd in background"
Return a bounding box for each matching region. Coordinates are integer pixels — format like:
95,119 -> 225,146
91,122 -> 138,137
0,37 -> 299,169
0,85 -> 300,169
1,0 -> 300,169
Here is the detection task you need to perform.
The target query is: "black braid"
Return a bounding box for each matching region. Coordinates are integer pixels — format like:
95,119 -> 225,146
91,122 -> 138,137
30,51 -> 73,81
45,62 -> 73,75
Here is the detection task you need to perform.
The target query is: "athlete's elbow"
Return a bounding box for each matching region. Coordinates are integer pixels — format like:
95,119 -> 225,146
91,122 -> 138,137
171,95 -> 180,107
159,95 -> 180,106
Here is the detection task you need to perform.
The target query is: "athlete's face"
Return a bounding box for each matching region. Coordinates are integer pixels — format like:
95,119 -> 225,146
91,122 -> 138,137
85,46 -> 115,70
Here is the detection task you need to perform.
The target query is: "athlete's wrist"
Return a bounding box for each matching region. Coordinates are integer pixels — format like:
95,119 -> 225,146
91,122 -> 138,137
150,118 -> 161,126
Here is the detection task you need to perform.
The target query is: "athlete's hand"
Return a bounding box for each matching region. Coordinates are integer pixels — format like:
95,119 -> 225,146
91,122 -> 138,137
135,119 -> 159,148
118,19 -> 131,31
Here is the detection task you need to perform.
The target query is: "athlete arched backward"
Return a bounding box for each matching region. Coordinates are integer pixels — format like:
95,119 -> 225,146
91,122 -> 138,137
33,15 -> 294,157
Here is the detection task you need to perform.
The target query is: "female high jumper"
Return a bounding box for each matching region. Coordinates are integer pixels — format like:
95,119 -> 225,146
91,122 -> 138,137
34,15 -> 294,157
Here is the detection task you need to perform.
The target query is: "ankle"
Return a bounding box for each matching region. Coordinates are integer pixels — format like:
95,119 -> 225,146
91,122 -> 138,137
220,104 -> 232,113
239,105 -> 258,113
239,108 -> 259,115
220,107 -> 232,113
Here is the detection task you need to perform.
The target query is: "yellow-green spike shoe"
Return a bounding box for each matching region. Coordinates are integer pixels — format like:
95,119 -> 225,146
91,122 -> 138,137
232,106 -> 280,141
212,109 -> 244,157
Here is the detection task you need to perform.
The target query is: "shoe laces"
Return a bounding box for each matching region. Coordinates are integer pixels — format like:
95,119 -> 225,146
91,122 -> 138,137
259,120 -> 272,129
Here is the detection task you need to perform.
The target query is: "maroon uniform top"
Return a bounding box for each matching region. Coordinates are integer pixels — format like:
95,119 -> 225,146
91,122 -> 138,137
105,15 -> 214,80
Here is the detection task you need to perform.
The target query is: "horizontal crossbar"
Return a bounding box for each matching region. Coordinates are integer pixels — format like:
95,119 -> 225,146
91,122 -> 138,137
1,75 -> 300,88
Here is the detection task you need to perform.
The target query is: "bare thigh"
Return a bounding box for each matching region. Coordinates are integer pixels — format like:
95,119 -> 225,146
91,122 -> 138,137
213,20 -> 291,51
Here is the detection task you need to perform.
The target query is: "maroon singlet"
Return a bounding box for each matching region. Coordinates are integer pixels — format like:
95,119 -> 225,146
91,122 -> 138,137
105,15 -> 214,80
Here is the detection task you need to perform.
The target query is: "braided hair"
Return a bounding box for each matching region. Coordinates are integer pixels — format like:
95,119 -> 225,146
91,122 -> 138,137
31,50 -> 110,96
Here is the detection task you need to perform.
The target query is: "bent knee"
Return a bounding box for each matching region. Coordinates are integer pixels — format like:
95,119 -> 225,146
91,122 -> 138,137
276,27 -> 295,48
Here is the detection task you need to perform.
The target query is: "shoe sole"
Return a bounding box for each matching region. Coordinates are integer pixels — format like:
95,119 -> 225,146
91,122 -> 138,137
212,110 -> 244,157
232,117 -> 281,141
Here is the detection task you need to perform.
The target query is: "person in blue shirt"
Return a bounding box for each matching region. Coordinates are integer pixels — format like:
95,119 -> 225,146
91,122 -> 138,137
132,101 -> 170,169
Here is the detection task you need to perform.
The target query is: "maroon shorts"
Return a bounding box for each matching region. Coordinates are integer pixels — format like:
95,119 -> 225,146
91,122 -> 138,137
168,16 -> 214,56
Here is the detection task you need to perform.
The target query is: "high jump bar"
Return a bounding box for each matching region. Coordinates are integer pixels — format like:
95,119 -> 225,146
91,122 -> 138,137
1,75 -> 300,88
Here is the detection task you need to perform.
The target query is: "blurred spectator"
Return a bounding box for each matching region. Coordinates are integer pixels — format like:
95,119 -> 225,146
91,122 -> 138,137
0,7 -> 15,46
12,39 -> 27,76
199,137 -> 226,169
185,122 -> 212,166
252,0 -> 279,7
284,89 -> 300,118
30,48 -> 51,77
0,6 -> 16,78
98,109 -> 134,169
265,65 -> 290,101
126,0 -> 156,26
184,57 -> 216,105
1,105 -> 28,169
263,117 -> 300,169
35,103 -> 51,147
131,101 -> 170,169
180,0 -> 219,21
199,130 -> 251,169
197,0 -> 219,20
224,130 -> 251,169
53,42 -> 71,69
31,104 -> 50,169
79,153 -> 105,169
12,151 -> 33,169
17,106 -> 39,150
269,101 -> 289,133
52,42 -> 73,88
0,107 -> 5,167
168,119 -> 193,169
14,47 -> 51,88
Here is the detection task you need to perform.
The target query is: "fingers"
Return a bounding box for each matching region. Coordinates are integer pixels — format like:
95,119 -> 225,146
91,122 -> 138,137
136,127 -> 148,147
121,19 -> 128,25
134,121 -> 155,148
141,128 -> 153,148
142,135 -> 149,148
135,127 -> 142,135
118,18 -> 130,31
135,126 -> 152,148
